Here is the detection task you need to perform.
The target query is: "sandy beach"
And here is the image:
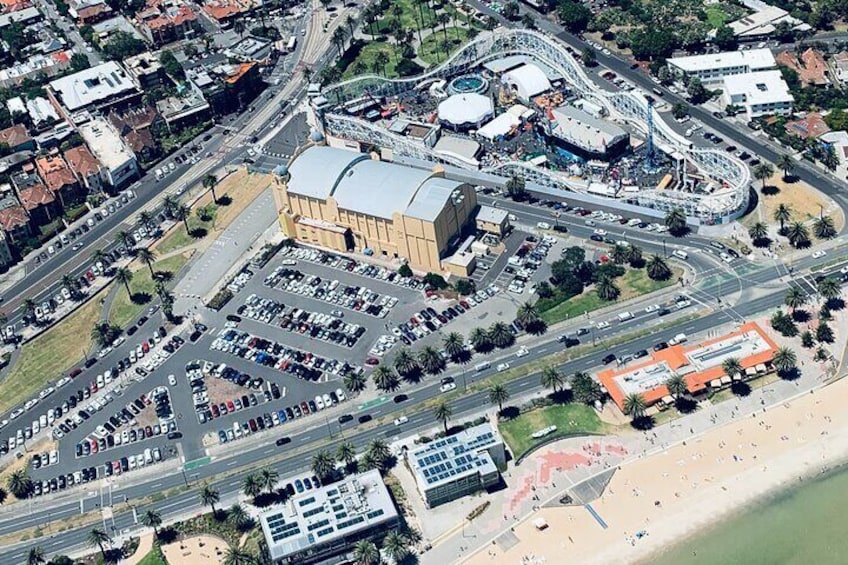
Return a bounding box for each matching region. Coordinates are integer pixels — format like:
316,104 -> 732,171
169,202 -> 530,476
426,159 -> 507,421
463,376 -> 848,565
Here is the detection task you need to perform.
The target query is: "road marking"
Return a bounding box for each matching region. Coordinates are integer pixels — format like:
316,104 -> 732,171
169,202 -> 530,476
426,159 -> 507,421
301,435 -> 311,441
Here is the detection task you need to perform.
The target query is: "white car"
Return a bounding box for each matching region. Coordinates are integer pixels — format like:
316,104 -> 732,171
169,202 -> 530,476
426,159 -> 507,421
536,222 -> 552,230
596,321 -> 610,329
496,363 -> 510,372
515,346 -> 529,358
812,250 -> 827,259
393,416 -> 408,426
644,304 -> 660,313
168,374 -> 177,386
439,382 -> 457,393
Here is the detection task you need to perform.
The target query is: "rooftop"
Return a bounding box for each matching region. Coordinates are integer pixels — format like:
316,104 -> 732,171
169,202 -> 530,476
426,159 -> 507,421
0,205 -> 30,231
259,469 -> 398,562
438,93 -> 493,126
476,205 -> 509,225
776,48 -> 829,86
286,146 -> 369,201
668,49 -> 776,73
49,61 -> 136,111
0,124 -> 31,148
408,422 -> 501,491
502,63 -> 552,100
550,105 -> 628,152
78,119 -> 135,169
331,158 -> 433,220
64,145 -> 101,177
724,70 -> 793,106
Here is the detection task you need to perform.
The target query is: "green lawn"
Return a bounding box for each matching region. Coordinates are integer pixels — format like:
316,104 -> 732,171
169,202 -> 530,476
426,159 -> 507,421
108,254 -> 191,328
705,6 -> 729,27
342,40 -> 406,79
372,0 -> 438,35
418,26 -> 471,66
0,295 -> 104,414
499,403 -> 606,460
136,547 -> 168,565
539,267 -> 681,326
155,205 -> 218,256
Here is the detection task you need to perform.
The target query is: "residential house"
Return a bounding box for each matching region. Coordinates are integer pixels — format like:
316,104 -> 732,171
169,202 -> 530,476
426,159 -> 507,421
833,52 -> 848,85
156,81 -> 210,129
70,1 -> 113,24
107,105 -> 160,162
784,112 -> 830,141
13,164 -> 58,226
124,51 -> 164,90
35,152 -> 81,207
0,6 -> 40,28
26,97 -> 61,129
0,203 -> 32,244
200,0 -> 250,26
776,48 -> 830,87
0,125 -> 35,153
0,0 -> 33,14
186,60 -> 263,115
134,0 -> 198,46
64,144 -> 103,193
0,50 -> 72,88
91,15 -> 145,43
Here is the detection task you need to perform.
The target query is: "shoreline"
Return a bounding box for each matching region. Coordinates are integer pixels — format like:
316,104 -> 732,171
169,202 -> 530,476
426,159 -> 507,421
464,377 -> 848,565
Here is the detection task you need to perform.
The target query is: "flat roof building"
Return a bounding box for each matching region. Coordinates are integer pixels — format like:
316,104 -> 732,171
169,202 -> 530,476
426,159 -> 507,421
667,49 -> 776,87
274,146 -> 477,273
476,205 -> 510,236
407,422 -> 505,508
49,61 -> 138,112
546,106 -> 629,161
78,119 -> 138,188
723,70 -> 793,120
259,469 -> 399,565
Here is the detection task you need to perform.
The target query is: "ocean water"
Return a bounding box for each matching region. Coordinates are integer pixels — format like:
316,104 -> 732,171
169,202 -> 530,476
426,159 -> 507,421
649,466 -> 848,565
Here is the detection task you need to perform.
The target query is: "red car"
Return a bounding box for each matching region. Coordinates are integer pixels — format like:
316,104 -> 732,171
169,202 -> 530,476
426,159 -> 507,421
248,419 -> 258,432
300,401 -> 310,415
90,439 -> 99,453
226,400 -> 235,412
211,404 -> 220,418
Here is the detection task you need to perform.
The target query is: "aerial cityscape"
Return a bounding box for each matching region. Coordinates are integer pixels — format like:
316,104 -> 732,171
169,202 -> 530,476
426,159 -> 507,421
0,0 -> 847,563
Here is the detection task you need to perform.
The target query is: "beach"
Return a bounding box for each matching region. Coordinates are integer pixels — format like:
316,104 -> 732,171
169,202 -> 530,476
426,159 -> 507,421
463,377 -> 848,565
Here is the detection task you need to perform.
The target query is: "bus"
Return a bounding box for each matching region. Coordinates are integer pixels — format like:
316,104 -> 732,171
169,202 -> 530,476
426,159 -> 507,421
286,36 -> 296,52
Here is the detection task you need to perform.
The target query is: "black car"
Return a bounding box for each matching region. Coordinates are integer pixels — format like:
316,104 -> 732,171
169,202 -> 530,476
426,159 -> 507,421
338,414 -> 353,424
393,394 -> 408,403
358,414 -> 372,424
275,437 -> 291,446
657,308 -> 671,316
576,328 -> 590,336
226,314 -> 242,323
634,349 -> 649,359
653,342 -> 669,351
601,354 -> 617,364
137,316 -> 148,327
167,431 -> 182,440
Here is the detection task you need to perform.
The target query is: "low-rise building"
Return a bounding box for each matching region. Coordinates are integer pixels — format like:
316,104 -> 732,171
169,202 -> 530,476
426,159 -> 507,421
833,52 -> 848,85
776,48 -> 830,87
91,15 -> 144,42
408,422 -> 505,508
134,0 -> 198,46
0,50 -> 72,88
186,60 -> 263,115
784,112 -> 830,140
64,145 -> 103,193
107,106 -> 160,162
476,205 -> 510,236
722,70 -> 793,120
226,36 -> 273,62
545,105 -> 630,161
26,97 -> 60,128
79,119 -> 139,188
0,6 -> 40,28
0,203 -> 32,244
728,4 -> 810,39
123,51 -> 164,90
156,81 -> 210,128
259,469 -> 400,565
667,49 -> 776,88
0,125 -> 35,153
16,181 -> 59,225
35,152 -> 80,206
201,0 -> 253,26
48,61 -> 139,115
69,0 -> 113,24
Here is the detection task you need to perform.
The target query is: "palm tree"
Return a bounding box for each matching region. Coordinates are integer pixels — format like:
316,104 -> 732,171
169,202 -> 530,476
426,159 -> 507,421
505,174 -> 527,200
595,276 -> 620,301
115,266 -> 133,296
331,26 -> 347,57
784,286 -> 807,312
753,162 -> 774,191
87,528 -> 111,561
778,154 -> 794,181
611,244 -> 630,265
372,364 -> 400,392
382,530 -> 410,561
540,366 -> 564,394
223,547 -> 256,565
91,248 -> 109,265
817,277 -> 841,302
176,203 -> 192,235
721,357 -> 743,380
515,301 -> 539,327
345,14 -> 356,39
353,540 -> 380,565
116,229 -> 134,250
572,371 -> 602,405
393,348 -> 419,378
61,273 -> 79,299
242,473 -> 262,498
311,449 -> 336,483
22,298 -> 36,322
199,485 -> 220,515
786,221 -> 810,248
664,208 -> 687,236
227,504 -> 250,531
260,467 -> 278,493
202,173 -> 219,203
622,393 -> 647,420
233,18 -> 246,38
438,11 -> 450,41
664,374 -> 688,400
27,547 -> 46,565
442,332 -> 465,361
162,194 -> 179,218
773,346 -> 797,374
748,221 -> 769,244
813,215 -> 836,239
7,469 -> 32,499
138,210 -> 153,232
142,509 -> 162,537
343,371 -> 368,394
374,51 -> 389,76
488,384 -> 510,412
773,203 -> 792,233
136,247 -> 157,277
627,244 -> 643,266
488,322 -> 514,348
433,401 -> 452,434
337,442 -> 356,471
418,346 -> 444,374
646,255 -> 672,281
470,327 -> 493,352
366,439 -> 390,471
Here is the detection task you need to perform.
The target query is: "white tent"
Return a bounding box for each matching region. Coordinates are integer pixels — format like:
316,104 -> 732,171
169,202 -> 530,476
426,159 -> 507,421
502,64 -> 551,101
477,113 -> 520,141
437,93 -> 493,128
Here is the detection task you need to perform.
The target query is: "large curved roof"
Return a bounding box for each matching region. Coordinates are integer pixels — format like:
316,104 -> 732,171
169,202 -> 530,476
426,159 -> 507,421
502,64 -> 551,100
332,158 -> 433,219
286,146 -> 368,200
437,93 -> 493,126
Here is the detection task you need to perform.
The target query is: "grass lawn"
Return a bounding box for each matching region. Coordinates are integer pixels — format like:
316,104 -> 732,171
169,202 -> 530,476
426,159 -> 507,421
342,40 -> 404,79
499,403 -> 606,460
0,295 -> 103,415
136,547 -> 168,565
418,26 -> 470,66
539,266 -> 682,326
705,6 -> 729,27
372,0 -> 438,34
108,253 -> 191,328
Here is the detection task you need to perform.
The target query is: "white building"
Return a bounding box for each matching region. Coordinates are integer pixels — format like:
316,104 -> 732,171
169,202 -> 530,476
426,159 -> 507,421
78,119 -> 138,188
729,2 -> 811,39
667,49 -> 776,87
502,63 -> 551,102
49,61 -> 137,112
723,71 -> 793,120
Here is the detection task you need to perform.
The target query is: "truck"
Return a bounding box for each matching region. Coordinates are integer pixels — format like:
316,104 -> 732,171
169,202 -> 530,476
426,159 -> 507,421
286,36 -> 297,52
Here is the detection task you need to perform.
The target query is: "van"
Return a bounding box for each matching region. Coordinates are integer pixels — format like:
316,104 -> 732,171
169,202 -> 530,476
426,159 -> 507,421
672,249 -> 688,260
627,218 -> 641,227
617,311 -> 633,322
474,361 -> 491,372
669,333 -> 687,346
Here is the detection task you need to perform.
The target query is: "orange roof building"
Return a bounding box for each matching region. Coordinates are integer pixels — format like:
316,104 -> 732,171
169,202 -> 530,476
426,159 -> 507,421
598,322 -> 778,411
776,48 -> 830,86
18,183 -> 55,210
35,153 -> 78,195
784,112 -> 830,140
201,0 -> 249,23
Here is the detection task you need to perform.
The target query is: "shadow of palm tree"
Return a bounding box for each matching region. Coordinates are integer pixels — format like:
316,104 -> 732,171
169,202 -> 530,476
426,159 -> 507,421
631,415 -> 655,430
730,381 -> 752,397
674,397 -> 698,413
791,309 -> 811,323
760,185 -> 780,196
130,292 -> 152,305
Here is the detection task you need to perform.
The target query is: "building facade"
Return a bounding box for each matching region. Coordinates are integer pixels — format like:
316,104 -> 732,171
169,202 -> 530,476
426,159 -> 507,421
78,119 -> 139,188
722,70 -> 793,120
667,49 -> 776,88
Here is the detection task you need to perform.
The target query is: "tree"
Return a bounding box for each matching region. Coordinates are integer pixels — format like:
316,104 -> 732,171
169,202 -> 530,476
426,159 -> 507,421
664,374 -> 687,400
398,263 -> 413,278
800,330 -> 815,348
488,322 -> 514,348
817,277 -> 841,302
671,103 -> 689,120
366,439 -> 390,471
438,12 -> 450,42
505,174 -> 527,201
423,272 -> 448,290
233,18 -> 246,38
817,320 -> 834,343
372,365 -> 400,392
541,366 -> 564,394
630,28 -> 676,61
595,276 -> 620,301
664,208 -> 687,236
136,248 -> 157,277
87,528 -> 111,561
223,548 -> 256,565
343,371 -> 368,394
159,49 -> 184,80
581,46 -> 596,66
418,345 -> 445,374
382,530 -> 410,561
515,301 -> 539,327
521,12 -> 536,29
353,540 -> 380,565
770,309 -> 798,337
142,509 -> 162,538
115,266 -> 133,297
374,51 -> 390,76
22,298 -> 36,322
773,204 -> 792,233
442,332 -> 465,362
242,473 -> 262,498
813,216 -> 836,239
784,286 -> 807,312
686,77 -> 710,104
311,449 -> 336,483
622,393 -> 647,420
453,278 -> 475,296
772,346 -> 797,375
786,221 -> 810,248
646,255 -> 672,281
7,469 -> 33,499
714,24 -> 737,50
90,322 -> 118,348
778,154 -> 794,181
470,327 -> 493,353
722,357 -> 743,380
748,221 -> 769,246
331,26 -> 347,58
175,203 -> 192,235
102,31 -> 145,60
0,486 -> 5,506
116,229 -> 134,250
227,504 -> 251,531
27,547 -> 46,565
572,371 -> 602,404
337,442 -> 356,471
345,14 -> 356,39
199,485 -> 220,515
753,162 -> 774,191
393,348 -> 419,379
202,173 -> 219,203
488,384 -> 510,412
610,244 -> 629,265
557,0 -> 592,33
70,52 -> 90,72
162,195 -> 179,218
61,273 -> 79,299
434,401 -> 452,434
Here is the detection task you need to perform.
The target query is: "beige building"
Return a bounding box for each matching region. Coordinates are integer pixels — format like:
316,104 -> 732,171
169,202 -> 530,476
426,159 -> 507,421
476,204 -> 510,236
273,146 -> 477,273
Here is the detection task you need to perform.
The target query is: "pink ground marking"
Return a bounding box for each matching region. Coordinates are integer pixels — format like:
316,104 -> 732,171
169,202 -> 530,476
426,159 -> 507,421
538,452 -> 591,483
604,443 -> 628,456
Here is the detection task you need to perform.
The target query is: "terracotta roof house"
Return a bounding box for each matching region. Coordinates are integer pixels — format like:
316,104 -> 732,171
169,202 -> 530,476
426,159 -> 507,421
776,48 -> 830,86
75,2 -> 113,24
107,106 -> 160,162
0,125 -> 35,153
17,183 -> 58,225
35,153 -> 81,206
785,112 -> 831,140
64,145 -> 104,193
135,0 -> 199,45
201,0 -> 250,24
0,204 -> 32,242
